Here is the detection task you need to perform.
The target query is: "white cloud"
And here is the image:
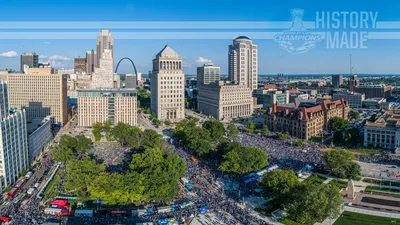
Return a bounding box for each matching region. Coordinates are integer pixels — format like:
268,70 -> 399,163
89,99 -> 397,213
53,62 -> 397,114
49,55 -> 70,61
183,62 -> 193,68
0,51 -> 18,57
196,57 -> 212,66
39,55 -> 48,59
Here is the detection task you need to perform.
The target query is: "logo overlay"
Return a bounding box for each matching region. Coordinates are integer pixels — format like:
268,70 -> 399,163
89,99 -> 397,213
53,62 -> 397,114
275,9 -> 379,54
274,9 -> 322,54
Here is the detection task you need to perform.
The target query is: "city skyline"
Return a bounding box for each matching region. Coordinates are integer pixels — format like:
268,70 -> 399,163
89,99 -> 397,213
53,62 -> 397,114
1,0 -> 400,74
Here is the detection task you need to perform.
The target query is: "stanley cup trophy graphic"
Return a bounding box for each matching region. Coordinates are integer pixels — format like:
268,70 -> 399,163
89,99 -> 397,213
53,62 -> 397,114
289,9 -> 306,31
274,9 -> 321,54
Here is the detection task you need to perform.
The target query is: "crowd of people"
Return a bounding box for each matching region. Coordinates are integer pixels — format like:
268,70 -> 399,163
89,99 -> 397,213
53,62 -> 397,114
236,133 -> 324,169
89,143 -> 131,172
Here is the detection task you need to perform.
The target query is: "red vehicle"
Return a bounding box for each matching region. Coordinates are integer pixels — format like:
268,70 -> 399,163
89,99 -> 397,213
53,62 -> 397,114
8,187 -> 18,199
0,216 -> 10,222
52,199 -> 68,207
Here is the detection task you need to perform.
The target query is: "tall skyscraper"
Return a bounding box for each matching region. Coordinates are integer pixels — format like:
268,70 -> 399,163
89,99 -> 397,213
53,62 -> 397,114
197,64 -> 220,85
92,49 -> 115,89
151,45 -> 185,121
0,82 -> 29,191
85,49 -> 97,75
20,52 -> 39,73
348,75 -> 359,92
96,30 -> 114,68
332,74 -> 343,87
78,31 -> 137,127
228,36 -> 258,90
74,57 -> 86,74
6,68 -> 68,125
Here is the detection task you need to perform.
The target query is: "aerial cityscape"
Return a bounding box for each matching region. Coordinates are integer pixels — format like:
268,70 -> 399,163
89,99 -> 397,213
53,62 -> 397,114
0,1 -> 400,225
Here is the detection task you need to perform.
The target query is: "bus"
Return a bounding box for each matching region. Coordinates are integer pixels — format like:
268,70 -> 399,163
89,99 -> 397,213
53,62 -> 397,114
75,209 -> 93,217
256,165 -> 279,176
179,201 -> 195,209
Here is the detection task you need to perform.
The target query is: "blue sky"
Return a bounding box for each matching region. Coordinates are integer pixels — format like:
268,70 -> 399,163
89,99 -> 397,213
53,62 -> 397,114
1,0 -> 400,74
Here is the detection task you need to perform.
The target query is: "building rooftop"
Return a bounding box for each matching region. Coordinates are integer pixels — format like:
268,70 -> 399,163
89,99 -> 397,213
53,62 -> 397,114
156,45 -> 179,59
235,36 -> 251,40
77,88 -> 137,93
364,97 -> 385,102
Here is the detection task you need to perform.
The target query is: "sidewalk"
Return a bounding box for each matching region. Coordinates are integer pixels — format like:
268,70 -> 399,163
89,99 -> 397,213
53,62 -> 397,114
344,205 -> 400,219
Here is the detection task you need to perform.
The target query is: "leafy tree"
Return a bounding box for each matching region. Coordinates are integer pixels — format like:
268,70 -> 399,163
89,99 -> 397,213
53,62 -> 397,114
59,135 -> 77,149
111,122 -> 132,145
287,183 -> 342,225
64,157 -> 106,200
276,132 -> 288,140
333,131 -> 343,145
349,110 -> 360,120
293,139 -> 303,147
328,117 -> 349,132
92,122 -> 103,141
127,127 -> 144,149
226,124 -> 239,139
186,127 -> 212,157
21,168 -> 27,177
262,126 -> 270,136
259,170 -> 299,205
52,145 -> 75,164
88,172 -> 145,205
129,147 -> 186,201
322,149 -> 361,179
202,120 -> 225,141
103,120 -> 112,133
142,129 -> 163,148
219,144 -> 268,174
245,121 -> 255,133
75,135 -> 93,155
164,119 -> 172,126
369,114 -> 378,122
343,127 -> 362,146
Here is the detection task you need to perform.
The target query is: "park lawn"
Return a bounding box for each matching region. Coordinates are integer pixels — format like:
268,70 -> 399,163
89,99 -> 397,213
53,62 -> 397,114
365,186 -> 400,193
280,218 -> 303,225
345,148 -> 385,155
334,211 -> 400,225
362,178 -> 400,187
304,175 -> 327,184
329,180 -> 348,190
309,136 -> 323,143
43,170 -> 61,199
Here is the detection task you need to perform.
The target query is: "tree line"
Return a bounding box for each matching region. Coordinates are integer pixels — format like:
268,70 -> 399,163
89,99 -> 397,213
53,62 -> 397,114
52,123 -> 186,204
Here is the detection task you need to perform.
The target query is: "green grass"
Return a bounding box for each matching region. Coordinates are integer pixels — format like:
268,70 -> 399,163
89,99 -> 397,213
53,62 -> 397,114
304,175 -> 328,184
334,211 -> 400,225
280,218 -> 303,225
365,186 -> 400,193
345,148 -> 386,155
362,178 -> 400,187
329,180 -> 348,190
310,136 -> 323,143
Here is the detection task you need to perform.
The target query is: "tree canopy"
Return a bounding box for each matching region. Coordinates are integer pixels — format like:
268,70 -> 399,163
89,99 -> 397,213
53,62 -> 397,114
276,132 -> 288,140
328,117 -> 349,132
323,149 -> 361,179
245,121 -> 255,133
287,183 -> 342,225
226,124 -> 239,139
202,120 -> 225,141
173,119 -> 212,157
259,169 -> 299,206
218,141 -> 268,174
349,110 -> 360,120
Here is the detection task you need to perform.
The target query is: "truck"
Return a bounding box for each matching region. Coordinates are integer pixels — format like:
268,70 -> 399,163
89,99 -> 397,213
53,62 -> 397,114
27,188 -> 35,195
44,208 -> 73,216
180,177 -> 193,190
8,187 -> 18,199
75,209 -> 93,217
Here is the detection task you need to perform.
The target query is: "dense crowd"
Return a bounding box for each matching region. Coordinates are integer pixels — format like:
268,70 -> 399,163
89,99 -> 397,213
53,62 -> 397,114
356,154 -> 400,166
89,142 -> 130,172
236,133 -> 324,169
